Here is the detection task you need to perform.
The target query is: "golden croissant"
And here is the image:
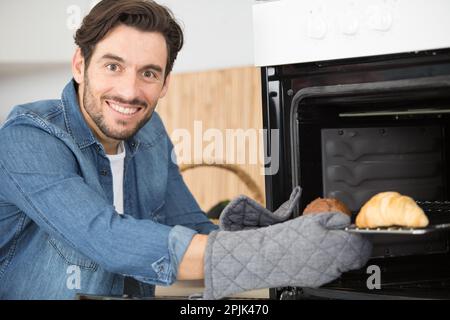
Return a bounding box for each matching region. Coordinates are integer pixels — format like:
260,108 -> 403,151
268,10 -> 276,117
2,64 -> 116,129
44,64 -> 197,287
356,191 -> 429,228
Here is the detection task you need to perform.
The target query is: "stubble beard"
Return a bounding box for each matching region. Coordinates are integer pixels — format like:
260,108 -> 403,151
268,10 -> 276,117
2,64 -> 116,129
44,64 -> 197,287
82,75 -> 153,141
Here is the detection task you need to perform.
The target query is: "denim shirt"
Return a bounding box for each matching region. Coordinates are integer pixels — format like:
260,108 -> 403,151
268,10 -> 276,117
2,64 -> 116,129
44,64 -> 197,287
0,79 -> 218,299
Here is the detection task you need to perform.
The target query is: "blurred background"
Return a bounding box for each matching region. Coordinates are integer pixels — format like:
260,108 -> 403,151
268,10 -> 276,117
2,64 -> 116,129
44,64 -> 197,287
0,0 -> 267,298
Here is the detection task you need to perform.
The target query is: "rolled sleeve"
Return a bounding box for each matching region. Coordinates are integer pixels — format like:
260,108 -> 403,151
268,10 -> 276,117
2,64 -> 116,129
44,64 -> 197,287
167,225 -> 198,281
133,225 -> 198,285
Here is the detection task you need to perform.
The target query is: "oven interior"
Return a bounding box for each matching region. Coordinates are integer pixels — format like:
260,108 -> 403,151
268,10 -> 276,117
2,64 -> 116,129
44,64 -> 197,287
293,77 -> 450,215
263,50 -> 450,299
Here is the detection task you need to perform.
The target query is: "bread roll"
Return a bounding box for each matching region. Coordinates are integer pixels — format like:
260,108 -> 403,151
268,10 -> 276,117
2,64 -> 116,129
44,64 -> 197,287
355,192 -> 429,228
303,197 -> 352,217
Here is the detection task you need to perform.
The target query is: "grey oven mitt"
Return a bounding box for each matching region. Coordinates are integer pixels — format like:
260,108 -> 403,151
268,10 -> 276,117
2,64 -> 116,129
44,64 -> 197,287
203,211 -> 372,300
219,186 -> 302,231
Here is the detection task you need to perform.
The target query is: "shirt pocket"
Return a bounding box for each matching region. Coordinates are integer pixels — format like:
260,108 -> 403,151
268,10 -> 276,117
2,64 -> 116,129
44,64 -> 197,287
47,236 -> 98,271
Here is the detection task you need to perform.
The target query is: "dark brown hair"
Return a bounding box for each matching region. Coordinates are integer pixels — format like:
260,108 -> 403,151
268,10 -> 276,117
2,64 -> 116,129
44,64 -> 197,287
74,0 -> 183,77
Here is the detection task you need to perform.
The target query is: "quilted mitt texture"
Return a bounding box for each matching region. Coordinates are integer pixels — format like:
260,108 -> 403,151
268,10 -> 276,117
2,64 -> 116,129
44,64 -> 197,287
203,212 -> 372,300
219,186 -> 302,231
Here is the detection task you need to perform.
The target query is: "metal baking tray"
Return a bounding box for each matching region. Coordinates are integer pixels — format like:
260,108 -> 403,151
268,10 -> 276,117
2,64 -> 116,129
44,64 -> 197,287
345,201 -> 450,235
345,223 -> 450,235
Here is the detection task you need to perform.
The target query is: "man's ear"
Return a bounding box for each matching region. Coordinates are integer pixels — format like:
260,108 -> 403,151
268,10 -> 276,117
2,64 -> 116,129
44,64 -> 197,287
72,48 -> 85,84
159,73 -> 171,99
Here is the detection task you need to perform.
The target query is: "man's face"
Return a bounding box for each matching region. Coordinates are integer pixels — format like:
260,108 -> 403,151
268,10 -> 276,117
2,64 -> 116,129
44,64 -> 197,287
73,24 -> 170,143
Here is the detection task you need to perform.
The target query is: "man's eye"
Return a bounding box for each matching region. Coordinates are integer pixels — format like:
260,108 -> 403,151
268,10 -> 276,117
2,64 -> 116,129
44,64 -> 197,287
106,64 -> 119,72
143,70 -> 155,78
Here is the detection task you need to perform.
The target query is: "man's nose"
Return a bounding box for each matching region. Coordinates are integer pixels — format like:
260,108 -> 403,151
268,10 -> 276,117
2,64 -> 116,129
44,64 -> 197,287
116,72 -> 141,103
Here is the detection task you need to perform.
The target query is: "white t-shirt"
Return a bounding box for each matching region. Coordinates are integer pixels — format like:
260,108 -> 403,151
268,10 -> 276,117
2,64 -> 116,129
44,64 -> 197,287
106,142 -> 126,215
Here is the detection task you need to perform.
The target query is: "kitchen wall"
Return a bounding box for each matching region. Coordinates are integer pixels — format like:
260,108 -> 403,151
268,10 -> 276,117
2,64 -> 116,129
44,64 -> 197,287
0,63 -> 73,121
157,66 -> 265,213
0,0 -> 256,122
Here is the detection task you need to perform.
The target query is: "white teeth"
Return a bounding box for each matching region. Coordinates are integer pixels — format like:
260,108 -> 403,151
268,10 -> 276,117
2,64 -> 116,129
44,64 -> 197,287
109,103 -> 139,115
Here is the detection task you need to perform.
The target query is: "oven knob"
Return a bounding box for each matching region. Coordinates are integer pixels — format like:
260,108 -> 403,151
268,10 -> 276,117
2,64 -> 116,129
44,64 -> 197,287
340,9 -> 359,36
307,14 -> 328,39
366,5 -> 393,32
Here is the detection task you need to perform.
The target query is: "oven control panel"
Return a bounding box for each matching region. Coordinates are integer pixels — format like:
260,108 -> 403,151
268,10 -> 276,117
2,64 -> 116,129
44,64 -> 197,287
253,0 -> 450,66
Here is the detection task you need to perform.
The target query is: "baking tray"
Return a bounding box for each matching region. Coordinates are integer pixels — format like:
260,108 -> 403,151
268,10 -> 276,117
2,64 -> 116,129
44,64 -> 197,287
345,223 -> 450,235
345,201 -> 450,235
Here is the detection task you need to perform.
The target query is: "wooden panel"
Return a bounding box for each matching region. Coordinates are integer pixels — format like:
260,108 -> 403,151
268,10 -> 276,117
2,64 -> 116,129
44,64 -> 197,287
157,66 -> 265,212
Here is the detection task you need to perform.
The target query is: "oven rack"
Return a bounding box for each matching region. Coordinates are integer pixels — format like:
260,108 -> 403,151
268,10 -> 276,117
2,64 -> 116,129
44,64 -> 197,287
417,200 -> 450,213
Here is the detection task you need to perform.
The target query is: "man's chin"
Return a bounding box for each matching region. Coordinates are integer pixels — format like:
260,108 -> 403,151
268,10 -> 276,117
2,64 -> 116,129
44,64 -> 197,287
104,131 -> 136,141
100,126 -> 138,141
99,115 -> 150,141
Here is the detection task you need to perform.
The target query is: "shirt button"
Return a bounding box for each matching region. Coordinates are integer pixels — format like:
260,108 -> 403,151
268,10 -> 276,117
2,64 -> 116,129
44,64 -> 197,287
100,170 -> 108,176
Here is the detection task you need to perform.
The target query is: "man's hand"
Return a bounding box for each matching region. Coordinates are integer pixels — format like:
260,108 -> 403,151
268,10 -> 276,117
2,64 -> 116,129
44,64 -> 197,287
203,212 -> 372,299
219,186 -> 302,231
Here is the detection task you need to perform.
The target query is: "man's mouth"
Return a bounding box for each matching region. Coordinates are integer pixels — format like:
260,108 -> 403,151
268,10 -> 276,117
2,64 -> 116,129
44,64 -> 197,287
106,100 -> 141,116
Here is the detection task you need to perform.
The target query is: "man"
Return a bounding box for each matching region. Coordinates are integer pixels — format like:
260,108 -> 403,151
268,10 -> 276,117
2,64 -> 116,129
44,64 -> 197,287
0,0 -> 371,300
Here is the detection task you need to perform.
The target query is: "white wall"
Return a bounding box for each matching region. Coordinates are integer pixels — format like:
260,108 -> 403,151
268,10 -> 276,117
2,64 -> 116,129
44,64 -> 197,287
0,0 -> 256,123
0,64 -> 73,121
160,0 -> 255,73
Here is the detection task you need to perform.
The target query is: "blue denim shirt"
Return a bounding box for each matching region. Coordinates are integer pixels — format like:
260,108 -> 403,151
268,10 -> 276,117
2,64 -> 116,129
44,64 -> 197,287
0,79 -> 219,299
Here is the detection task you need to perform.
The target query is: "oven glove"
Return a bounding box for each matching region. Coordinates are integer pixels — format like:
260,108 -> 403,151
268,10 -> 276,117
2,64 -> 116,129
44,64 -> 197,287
219,186 -> 302,231
203,211 -> 372,300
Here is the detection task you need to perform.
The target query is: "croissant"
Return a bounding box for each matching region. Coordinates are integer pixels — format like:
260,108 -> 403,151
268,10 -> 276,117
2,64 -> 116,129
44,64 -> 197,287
356,191 -> 429,228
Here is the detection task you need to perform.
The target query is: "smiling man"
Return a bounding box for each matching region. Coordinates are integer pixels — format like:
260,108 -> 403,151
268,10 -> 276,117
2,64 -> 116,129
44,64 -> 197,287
0,0 -> 371,300
0,0 -> 216,299
75,25 -> 169,154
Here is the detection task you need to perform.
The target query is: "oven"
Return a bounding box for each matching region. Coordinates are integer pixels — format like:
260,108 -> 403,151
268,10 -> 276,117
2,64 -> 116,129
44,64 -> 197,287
253,0 -> 450,299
